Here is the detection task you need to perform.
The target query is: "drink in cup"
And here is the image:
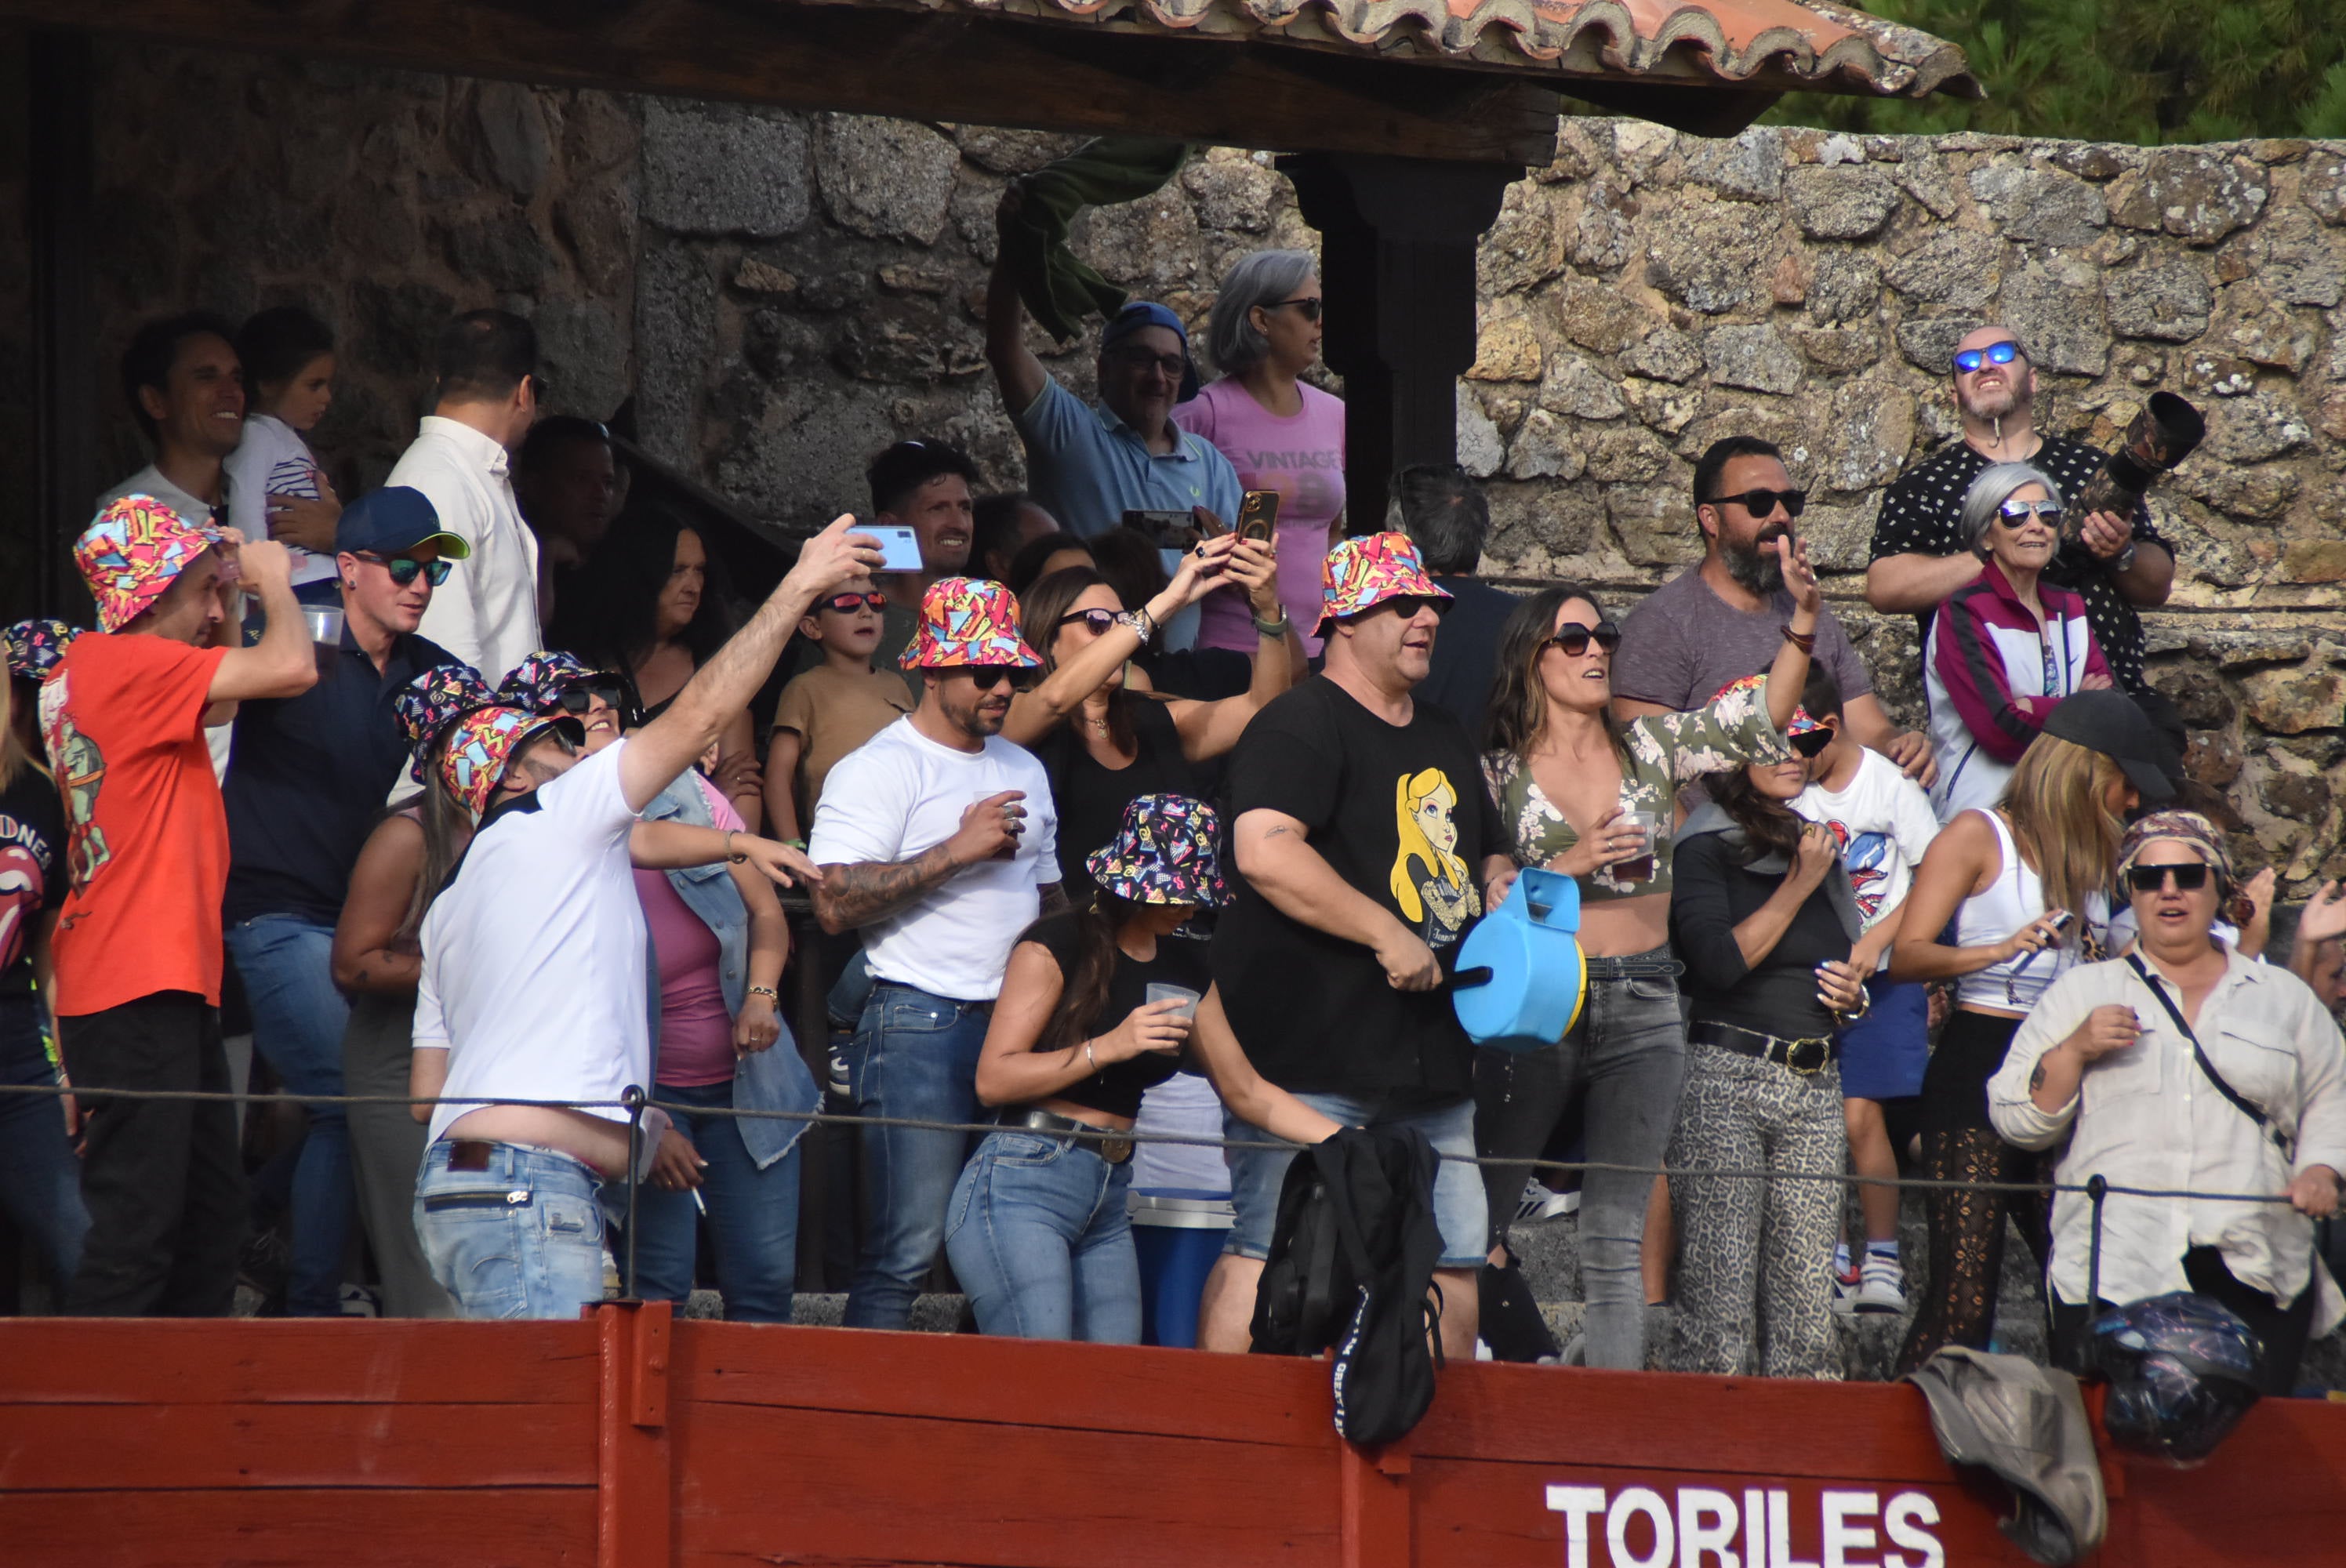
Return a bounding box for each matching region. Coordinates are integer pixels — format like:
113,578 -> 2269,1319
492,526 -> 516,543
1614,810 -> 1659,882
302,605 -> 346,646
1144,984 -> 1202,1023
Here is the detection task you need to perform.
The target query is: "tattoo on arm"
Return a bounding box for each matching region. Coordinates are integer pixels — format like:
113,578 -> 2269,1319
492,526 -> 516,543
813,844 -> 961,931
1262,826 -> 1294,841
2029,1062 -> 2046,1093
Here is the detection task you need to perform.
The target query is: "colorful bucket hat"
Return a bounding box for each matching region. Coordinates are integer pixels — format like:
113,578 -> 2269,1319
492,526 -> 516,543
1316,532 -> 1451,635
496,650 -> 601,717
3,619 -> 83,682
1711,672 -> 1821,737
393,662 -> 497,783
1084,793 -> 1230,908
438,704 -> 579,817
900,577 -> 1042,671
74,495 -> 225,632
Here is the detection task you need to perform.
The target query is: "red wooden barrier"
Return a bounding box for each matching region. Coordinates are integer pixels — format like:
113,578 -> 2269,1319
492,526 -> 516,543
2,1308 -> 2341,1567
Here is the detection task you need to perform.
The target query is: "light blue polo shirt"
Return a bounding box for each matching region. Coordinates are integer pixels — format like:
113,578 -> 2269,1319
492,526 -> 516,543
1015,378 -> 1244,539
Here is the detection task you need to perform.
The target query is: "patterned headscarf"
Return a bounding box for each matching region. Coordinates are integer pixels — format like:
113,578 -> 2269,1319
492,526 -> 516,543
73,495 -> 225,632
2117,810 -> 2235,900
1316,532 -> 1450,635
3,619 -> 83,683
1084,793 -> 1230,908
900,577 -> 1041,670
438,705 -> 571,818
393,663 -> 496,784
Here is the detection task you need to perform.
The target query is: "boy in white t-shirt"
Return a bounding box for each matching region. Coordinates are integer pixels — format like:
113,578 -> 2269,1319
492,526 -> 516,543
1790,669 -> 1941,1316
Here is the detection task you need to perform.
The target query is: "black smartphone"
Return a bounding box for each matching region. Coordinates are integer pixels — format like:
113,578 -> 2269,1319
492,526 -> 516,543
1237,489 -> 1280,543
1122,510 -> 1196,549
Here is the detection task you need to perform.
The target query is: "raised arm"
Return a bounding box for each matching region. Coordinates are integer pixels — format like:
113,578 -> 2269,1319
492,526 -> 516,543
206,538 -> 318,706
1168,537 -> 1297,760
986,187 -> 1049,418
619,514 -> 881,812
1001,540 -> 1236,746
1761,534 -> 1821,733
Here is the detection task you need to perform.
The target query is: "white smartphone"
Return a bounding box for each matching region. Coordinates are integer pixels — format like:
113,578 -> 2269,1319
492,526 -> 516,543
868,525 -> 924,572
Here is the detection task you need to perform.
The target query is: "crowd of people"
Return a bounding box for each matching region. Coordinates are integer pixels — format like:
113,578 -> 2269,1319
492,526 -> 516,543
2,224 -> 2341,1396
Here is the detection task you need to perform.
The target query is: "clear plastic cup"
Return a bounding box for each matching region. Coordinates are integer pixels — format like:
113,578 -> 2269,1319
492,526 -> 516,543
302,606 -> 345,645
1614,809 -> 1659,882
1145,984 -> 1201,1022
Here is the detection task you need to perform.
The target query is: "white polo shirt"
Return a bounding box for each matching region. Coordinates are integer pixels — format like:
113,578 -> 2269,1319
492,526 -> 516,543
415,739 -> 646,1146
392,415 -> 541,683
808,717 -> 1057,1002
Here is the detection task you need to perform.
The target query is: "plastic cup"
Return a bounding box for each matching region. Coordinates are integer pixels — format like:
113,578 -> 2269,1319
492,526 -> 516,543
1614,809 -> 1659,882
302,606 -> 345,645
1146,984 -> 1201,1022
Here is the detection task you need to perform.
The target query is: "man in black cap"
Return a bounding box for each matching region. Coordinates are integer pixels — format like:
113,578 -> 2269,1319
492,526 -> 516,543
220,485 -> 467,1316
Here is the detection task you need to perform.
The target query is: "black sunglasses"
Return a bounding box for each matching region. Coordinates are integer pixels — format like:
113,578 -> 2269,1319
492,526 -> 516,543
357,551 -> 452,587
1789,728 -> 1836,759
1544,622 -> 1622,657
1106,348 -> 1188,379
1952,340 -> 2025,375
1706,488 -> 1807,519
820,590 -> 888,615
2127,861 -> 2211,893
1055,608 -> 1121,637
960,666 -> 1040,693
1377,594 -> 1451,622
556,678 -> 630,716
1267,297 -> 1323,322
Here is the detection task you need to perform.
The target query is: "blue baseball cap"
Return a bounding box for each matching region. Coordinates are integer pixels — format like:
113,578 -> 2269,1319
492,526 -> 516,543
334,486 -> 472,560
1100,301 -> 1200,401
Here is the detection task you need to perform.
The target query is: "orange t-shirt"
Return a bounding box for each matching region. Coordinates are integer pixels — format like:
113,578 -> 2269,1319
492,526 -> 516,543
40,633 -> 231,1016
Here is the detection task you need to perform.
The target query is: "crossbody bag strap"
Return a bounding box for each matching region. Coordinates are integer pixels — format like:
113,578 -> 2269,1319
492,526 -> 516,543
2124,952 -> 2284,1149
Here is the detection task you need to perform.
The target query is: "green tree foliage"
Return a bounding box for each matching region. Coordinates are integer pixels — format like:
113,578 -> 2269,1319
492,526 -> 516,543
1763,0 -> 2346,143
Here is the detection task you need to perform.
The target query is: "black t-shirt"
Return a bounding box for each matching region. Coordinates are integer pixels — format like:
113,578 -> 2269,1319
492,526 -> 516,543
1869,434 -> 2166,694
1019,912 -> 1208,1120
1032,695 -> 1201,893
1,763 -> 67,996
1668,830 -> 1854,1040
1210,677 -> 1499,1101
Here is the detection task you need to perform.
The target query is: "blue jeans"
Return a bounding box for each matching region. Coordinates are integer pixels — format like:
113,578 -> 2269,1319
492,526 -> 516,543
0,995 -> 90,1291
843,982 -> 990,1329
415,1140 -> 606,1320
225,915 -> 353,1316
1224,1091 -> 1489,1270
945,1127 -> 1140,1343
631,1080 -> 801,1323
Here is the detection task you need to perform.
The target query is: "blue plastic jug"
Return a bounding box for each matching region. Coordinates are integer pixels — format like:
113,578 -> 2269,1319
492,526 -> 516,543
1451,868 -> 1589,1054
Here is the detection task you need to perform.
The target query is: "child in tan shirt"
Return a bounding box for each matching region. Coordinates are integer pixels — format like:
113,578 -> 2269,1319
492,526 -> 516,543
763,577 -> 913,842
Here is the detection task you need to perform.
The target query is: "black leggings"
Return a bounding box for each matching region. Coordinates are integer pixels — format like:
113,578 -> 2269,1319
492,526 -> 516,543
2050,1247 -> 2319,1396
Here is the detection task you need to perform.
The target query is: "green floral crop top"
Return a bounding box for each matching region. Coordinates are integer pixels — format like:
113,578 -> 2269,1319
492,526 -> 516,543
1480,684 -> 1790,902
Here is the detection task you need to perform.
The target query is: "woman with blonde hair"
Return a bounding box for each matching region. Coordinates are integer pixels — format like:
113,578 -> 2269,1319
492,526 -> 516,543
1887,691 -> 2174,1373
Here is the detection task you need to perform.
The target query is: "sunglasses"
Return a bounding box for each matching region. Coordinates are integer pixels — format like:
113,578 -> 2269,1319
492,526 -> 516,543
357,552 -> 452,587
1106,348 -> 1188,379
1544,621 -> 1622,658
1996,499 -> 2064,526
1267,297 -> 1324,322
556,680 -> 630,716
1378,594 -> 1452,622
1055,608 -> 1121,636
1706,488 -> 1807,519
2127,861 -> 2211,893
1952,340 -> 2025,374
959,666 -> 1040,693
820,591 -> 888,615
1789,728 -> 1836,759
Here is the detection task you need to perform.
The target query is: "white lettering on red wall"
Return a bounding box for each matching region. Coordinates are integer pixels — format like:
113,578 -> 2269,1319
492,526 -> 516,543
1545,1484 -> 1945,1568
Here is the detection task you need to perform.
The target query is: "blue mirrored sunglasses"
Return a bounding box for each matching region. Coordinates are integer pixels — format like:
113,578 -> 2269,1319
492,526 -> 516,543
1952,340 -> 2024,374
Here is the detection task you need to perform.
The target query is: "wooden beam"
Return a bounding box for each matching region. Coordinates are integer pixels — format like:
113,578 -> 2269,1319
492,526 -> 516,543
0,0 -> 1569,165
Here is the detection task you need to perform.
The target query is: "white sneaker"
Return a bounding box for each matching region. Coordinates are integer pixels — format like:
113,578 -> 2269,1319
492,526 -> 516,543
1830,1258 -> 1864,1315
1851,1254 -> 1907,1315
1514,1178 -> 1582,1227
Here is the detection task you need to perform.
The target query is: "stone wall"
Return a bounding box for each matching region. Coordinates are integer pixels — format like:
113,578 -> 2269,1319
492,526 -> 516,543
19,42 -> 2346,886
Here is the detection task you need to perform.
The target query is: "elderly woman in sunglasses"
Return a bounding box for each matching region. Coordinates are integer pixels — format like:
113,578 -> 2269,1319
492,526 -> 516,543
1989,811 -> 2346,1395
1923,463 -> 2114,822
1472,539 -> 1821,1370
1004,538 -> 1295,894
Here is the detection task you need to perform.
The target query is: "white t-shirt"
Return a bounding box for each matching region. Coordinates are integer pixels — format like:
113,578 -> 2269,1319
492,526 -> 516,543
415,739 -> 647,1145
1793,747 -> 1941,953
807,717 -> 1058,1001
223,414 -> 336,586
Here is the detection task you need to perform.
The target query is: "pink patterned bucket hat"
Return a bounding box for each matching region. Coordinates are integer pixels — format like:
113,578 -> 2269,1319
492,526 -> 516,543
1084,793 -> 1229,908
74,495 -> 226,632
900,577 -> 1041,670
1316,532 -> 1450,635
438,704 -> 577,816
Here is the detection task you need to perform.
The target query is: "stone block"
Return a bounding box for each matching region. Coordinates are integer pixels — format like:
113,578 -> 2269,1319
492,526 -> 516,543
715,381 -> 902,529
2206,393 -> 2313,463
1820,380 -> 1916,492
2249,208 -> 2344,308
732,258 -> 801,297
554,176 -> 637,298
2173,462 -> 2300,520
1621,376 -> 1702,434
441,212 -> 554,292
1071,183 -> 1201,293
468,81 -> 552,198
1787,165 -> 1899,241
634,239 -> 717,462
1619,324 -> 1702,383
816,115 -> 959,245
2258,750 -> 2335,824
1787,326 -> 1883,375
1806,250 -> 1883,325
1457,383 -> 1505,478
1797,502 -> 1875,572
352,279 -> 456,394
2151,662 -> 2237,729
533,297 -> 627,421
1684,126 -> 1785,202
2184,728 -> 2244,787
1701,325 -> 1803,394
1567,183 -> 1637,271
1506,408 -> 1587,480
2280,539 -> 2346,583
1549,274 -> 1656,355
1894,160 -> 1961,220
1479,183 -> 1567,296
641,100 -> 811,238
2106,258 -> 2213,340
1582,423 -> 1676,484
1883,230 -> 2003,309
1536,352 -> 1625,419
948,125 -> 1088,176
1966,161 -> 2106,248
1182,153 -> 1282,234
1646,200 -> 1781,314
1487,481 -> 1603,561
2308,151 -> 2346,226
563,90 -> 635,174
1467,309 -> 1543,382
2242,663 -> 2344,734
1996,256 -> 2111,375
1605,482 -> 1690,565
2109,151 -> 2270,246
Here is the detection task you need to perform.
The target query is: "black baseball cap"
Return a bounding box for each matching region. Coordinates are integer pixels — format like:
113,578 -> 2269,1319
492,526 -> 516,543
335,485 -> 472,559
2042,691 -> 2177,803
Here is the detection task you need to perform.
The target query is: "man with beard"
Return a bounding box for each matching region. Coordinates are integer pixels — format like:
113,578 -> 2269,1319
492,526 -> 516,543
865,440 -> 981,670
1867,326 -> 2174,702
808,578 -> 1062,1329
1615,437 -> 1931,782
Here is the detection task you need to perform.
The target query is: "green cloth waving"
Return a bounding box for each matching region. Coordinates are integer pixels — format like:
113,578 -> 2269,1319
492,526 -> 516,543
1000,136 -> 1196,343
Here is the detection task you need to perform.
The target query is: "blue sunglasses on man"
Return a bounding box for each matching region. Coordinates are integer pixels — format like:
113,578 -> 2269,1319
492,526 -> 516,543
1952,339 -> 2024,375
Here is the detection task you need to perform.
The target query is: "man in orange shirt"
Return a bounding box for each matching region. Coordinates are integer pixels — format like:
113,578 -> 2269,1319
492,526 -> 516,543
41,495 -> 317,1315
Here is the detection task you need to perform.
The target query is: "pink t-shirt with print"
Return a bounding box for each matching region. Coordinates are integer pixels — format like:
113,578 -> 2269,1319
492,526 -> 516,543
1172,378 -> 1346,655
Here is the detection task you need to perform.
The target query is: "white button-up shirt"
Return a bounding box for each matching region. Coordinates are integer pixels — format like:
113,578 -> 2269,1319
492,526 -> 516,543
390,416 -> 540,682
1989,946 -> 2346,1334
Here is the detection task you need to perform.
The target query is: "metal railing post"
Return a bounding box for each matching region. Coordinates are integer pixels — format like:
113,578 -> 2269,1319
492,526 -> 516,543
623,1084 -> 646,1301
2086,1173 -> 2109,1313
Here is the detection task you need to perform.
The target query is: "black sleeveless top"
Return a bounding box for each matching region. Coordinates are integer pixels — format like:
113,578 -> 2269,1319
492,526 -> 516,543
1032,696 -> 1200,893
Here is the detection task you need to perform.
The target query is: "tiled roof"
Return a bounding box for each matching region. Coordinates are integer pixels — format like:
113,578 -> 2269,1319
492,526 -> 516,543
939,0 -> 1981,99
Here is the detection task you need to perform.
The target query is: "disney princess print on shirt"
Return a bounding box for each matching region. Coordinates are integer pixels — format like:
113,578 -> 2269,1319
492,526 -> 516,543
1390,768 -> 1479,947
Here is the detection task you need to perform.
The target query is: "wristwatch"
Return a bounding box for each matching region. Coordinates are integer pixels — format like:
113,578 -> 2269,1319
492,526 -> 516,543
1252,612 -> 1292,638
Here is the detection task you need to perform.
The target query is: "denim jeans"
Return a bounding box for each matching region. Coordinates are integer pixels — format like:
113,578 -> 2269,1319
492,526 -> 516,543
225,915 -> 353,1316
414,1139 -> 606,1320
0,994 -> 90,1293
843,982 -> 990,1329
631,1080 -> 802,1323
1224,1091 -> 1488,1269
1473,956 -> 1687,1371
945,1127 -> 1139,1343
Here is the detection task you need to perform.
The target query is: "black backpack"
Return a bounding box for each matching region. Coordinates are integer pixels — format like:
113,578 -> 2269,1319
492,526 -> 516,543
1249,1123 -> 1445,1446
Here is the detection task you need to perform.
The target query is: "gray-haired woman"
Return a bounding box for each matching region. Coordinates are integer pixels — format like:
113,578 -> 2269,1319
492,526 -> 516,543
1923,462 -> 2114,821
1172,247 -> 1344,656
